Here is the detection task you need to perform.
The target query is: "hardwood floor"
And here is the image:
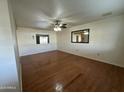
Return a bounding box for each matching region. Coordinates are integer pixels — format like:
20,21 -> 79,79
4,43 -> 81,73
20,50 -> 124,92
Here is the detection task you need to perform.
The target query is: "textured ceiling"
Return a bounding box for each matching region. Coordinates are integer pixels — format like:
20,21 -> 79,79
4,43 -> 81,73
11,0 -> 124,30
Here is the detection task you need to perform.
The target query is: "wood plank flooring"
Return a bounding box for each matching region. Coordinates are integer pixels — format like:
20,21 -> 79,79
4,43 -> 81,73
20,50 -> 124,92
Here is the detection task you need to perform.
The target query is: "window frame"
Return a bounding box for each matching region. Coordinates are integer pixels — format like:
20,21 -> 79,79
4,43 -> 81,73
71,29 -> 90,43
36,34 -> 49,44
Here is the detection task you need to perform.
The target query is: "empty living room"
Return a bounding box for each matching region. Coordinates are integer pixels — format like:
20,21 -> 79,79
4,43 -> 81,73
0,0 -> 124,92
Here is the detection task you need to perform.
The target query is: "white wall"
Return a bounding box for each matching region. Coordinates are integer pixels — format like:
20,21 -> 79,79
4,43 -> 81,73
8,0 -> 22,91
0,0 -> 20,91
17,27 -> 57,56
57,15 -> 124,67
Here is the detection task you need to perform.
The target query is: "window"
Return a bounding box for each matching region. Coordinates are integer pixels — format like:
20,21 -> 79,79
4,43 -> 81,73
36,34 -> 49,44
71,29 -> 90,43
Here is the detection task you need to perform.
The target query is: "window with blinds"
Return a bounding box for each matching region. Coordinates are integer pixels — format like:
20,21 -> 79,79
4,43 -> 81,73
36,34 -> 49,44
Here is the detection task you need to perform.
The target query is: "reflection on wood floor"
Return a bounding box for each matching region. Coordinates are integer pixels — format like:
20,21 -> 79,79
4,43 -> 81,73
20,50 -> 124,92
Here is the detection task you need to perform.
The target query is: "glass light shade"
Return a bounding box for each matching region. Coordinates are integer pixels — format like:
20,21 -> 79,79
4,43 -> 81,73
57,27 -> 61,31
54,26 -> 61,31
54,27 -> 58,31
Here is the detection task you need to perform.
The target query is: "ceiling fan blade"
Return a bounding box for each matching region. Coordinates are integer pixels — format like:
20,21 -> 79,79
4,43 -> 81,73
60,25 -> 67,28
63,23 -> 67,26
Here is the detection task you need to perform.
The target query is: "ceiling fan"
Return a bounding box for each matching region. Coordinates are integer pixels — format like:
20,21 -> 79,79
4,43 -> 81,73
36,11 -> 76,31
53,20 -> 67,31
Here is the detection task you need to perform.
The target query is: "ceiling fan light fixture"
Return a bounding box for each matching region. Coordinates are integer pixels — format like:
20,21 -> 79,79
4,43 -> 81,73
54,27 -> 58,31
53,20 -> 67,32
58,27 -> 61,31
54,26 -> 61,31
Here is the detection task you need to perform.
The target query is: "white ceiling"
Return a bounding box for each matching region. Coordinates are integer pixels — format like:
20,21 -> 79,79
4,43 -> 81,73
11,0 -> 124,30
